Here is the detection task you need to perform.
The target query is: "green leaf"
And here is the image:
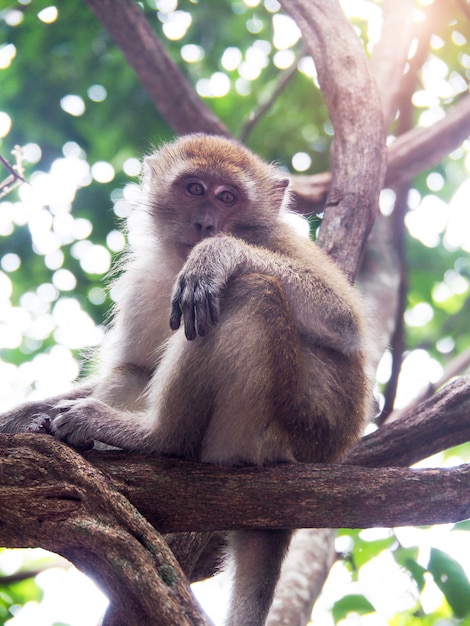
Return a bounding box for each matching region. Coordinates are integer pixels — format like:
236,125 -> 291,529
428,548 -> 470,618
0,577 -> 43,605
332,594 -> 375,623
393,546 -> 426,592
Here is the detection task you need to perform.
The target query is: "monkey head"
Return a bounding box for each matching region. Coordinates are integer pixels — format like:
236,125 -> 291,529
143,134 -> 290,258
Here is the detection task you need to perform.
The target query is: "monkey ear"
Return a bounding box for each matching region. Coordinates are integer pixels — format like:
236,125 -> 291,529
274,178 -> 291,205
276,178 -> 290,190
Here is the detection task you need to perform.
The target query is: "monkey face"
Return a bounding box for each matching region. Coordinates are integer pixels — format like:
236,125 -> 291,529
144,134 -> 291,258
167,173 -> 247,258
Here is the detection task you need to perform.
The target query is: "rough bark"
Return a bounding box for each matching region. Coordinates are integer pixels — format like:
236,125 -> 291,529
348,376 -> 470,468
1,379 -> 470,541
282,0 -> 386,281
1,446 -> 470,535
0,435 -> 211,626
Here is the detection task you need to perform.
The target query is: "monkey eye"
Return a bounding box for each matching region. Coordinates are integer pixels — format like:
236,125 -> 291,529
217,189 -> 237,206
186,182 -> 205,196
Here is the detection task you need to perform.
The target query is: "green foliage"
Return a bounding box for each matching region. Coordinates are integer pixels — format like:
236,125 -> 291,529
393,545 -> 426,592
0,577 -> 43,622
332,594 -> 375,624
428,548 -> 470,618
338,528 -> 396,573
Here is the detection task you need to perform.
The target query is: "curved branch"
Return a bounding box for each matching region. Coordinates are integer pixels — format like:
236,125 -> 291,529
0,436 -> 209,626
348,376 -> 470,467
82,0 -> 228,137
292,94 -> 470,213
282,0 -> 386,280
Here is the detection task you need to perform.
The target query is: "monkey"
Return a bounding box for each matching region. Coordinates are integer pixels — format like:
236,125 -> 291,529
0,133 -> 371,626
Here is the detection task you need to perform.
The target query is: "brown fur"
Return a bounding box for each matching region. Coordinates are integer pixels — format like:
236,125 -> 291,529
0,134 -> 372,626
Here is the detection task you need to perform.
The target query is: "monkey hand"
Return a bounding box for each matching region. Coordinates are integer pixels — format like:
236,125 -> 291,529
170,243 -> 233,340
44,398 -> 109,450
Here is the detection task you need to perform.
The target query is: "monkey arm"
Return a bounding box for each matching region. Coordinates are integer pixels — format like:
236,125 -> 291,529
170,232 -> 365,354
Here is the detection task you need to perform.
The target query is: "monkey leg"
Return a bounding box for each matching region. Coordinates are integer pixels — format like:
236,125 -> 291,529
148,274 -> 300,626
225,528 -> 292,626
147,272 -> 301,464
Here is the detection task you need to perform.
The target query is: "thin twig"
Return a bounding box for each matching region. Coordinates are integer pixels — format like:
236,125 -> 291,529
0,146 -> 27,199
386,345 -> 470,424
239,46 -> 305,142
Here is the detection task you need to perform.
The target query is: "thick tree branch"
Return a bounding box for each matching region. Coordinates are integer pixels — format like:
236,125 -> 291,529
370,0 -> 414,130
385,345 -> 470,426
348,376 -> 470,467
282,0 -> 386,281
82,0 -> 228,137
1,434 -> 469,539
1,378 -> 469,541
0,436 -> 210,626
292,94 -> 470,213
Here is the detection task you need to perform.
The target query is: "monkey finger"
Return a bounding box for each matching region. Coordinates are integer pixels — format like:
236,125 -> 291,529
208,294 -> 221,326
28,414 -> 52,435
169,300 -> 183,331
194,300 -> 211,337
179,293 -> 197,340
183,311 -> 197,341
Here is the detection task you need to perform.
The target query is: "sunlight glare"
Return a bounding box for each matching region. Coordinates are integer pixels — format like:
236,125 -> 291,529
394,349 -> 443,409
273,49 -> 295,69
161,11 -> 192,41
52,298 -> 104,349
37,5 -> 58,24
272,14 -> 301,50
0,43 -> 16,69
181,43 -> 204,63
405,194 -> 448,248
0,111 -> 12,137
444,178 -> 470,252
60,94 -> 86,117
221,47 -> 242,72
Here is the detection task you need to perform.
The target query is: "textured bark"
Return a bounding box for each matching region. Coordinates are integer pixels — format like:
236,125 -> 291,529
282,0 -> 386,281
1,446 -> 470,532
348,376 -> 470,468
0,435 -> 211,626
1,379 -> 470,541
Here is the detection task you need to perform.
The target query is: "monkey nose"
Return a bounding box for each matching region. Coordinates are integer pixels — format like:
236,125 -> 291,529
193,212 -> 218,235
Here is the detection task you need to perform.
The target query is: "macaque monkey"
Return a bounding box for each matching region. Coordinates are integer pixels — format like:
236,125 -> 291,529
0,134 -> 371,626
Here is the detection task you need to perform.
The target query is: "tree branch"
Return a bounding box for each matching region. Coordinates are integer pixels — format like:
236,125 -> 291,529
292,94 -> 470,213
82,0 -> 229,137
1,433 -> 469,540
0,436 -> 210,626
282,0 -> 386,281
370,0 -> 414,130
348,376 -> 470,467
